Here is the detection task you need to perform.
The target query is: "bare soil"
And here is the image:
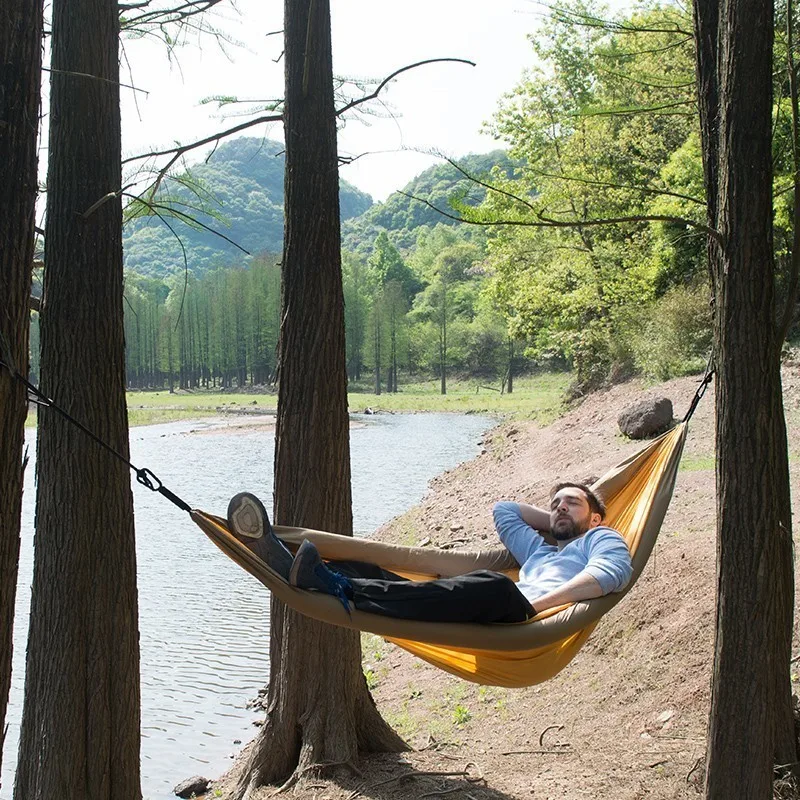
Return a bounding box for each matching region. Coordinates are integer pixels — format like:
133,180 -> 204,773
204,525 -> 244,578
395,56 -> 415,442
211,361 -> 800,800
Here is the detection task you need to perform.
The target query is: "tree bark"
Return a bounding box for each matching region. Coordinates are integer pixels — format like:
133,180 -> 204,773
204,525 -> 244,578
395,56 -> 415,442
234,0 -> 406,793
0,0 -> 43,777
694,0 -> 798,795
13,1 -> 141,798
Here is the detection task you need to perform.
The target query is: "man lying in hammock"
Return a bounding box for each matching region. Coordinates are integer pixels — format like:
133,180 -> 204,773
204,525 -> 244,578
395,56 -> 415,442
226,484 -> 633,624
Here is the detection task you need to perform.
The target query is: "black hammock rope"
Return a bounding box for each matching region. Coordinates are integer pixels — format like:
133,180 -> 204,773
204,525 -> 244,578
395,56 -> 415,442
0,330 -> 192,513
0,326 -> 714,516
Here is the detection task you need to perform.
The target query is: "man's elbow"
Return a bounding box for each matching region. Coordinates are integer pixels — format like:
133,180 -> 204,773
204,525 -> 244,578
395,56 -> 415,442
586,563 -> 632,595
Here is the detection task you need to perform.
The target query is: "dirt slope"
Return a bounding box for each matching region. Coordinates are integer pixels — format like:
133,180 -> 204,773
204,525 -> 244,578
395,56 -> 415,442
215,362 -> 800,800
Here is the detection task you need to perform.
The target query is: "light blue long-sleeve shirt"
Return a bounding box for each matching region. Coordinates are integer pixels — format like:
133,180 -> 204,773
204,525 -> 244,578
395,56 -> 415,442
492,501 -> 633,604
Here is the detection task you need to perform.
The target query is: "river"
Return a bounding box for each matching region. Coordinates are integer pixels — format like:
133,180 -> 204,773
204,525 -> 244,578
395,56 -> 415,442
1,411 -> 492,800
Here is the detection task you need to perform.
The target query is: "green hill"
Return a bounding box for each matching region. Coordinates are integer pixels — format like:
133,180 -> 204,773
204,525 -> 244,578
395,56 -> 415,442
122,139 -> 515,276
123,137 -> 373,277
340,150 -> 518,256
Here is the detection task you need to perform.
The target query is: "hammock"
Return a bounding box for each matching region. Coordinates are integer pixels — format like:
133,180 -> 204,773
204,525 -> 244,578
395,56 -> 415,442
192,422 -> 687,688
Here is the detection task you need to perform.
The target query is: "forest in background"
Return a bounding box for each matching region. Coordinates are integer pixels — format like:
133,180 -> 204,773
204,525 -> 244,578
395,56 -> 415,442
29,0 -> 798,396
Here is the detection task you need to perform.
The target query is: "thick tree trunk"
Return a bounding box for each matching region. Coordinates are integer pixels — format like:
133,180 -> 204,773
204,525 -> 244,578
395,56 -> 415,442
0,0 -> 43,776
694,0 -> 798,795
13,1 -> 141,798
234,1 -> 406,793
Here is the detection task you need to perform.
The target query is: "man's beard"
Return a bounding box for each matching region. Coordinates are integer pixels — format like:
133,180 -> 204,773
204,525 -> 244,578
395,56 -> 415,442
552,515 -> 591,541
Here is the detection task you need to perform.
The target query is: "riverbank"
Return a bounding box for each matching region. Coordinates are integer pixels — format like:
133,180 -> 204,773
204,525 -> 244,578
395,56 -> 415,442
24,373 -> 570,428
210,359 -> 800,800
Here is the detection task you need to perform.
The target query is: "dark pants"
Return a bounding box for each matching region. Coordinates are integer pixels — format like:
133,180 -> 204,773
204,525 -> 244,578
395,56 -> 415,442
329,560 -> 534,624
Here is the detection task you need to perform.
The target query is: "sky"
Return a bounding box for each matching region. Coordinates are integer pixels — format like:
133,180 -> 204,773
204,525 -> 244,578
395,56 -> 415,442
119,0 -> 543,201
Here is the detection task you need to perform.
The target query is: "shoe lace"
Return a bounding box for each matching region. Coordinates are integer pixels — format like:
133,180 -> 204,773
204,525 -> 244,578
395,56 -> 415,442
325,570 -> 353,617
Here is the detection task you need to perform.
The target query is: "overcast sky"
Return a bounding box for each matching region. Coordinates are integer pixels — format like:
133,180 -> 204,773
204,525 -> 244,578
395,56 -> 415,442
119,0 -> 543,201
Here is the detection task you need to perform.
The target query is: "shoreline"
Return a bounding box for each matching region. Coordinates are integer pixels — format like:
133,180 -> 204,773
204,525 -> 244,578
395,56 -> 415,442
209,365 -> 800,800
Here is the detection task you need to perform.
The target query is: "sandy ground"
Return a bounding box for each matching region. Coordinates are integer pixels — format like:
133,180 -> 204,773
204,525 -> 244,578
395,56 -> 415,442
207,359 -> 800,800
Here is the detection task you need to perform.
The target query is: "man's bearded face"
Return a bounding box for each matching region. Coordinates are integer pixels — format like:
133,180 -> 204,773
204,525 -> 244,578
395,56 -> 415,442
549,488 -> 599,541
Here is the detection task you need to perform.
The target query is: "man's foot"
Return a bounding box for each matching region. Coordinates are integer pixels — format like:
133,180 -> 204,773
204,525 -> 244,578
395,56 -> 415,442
289,539 -> 352,612
226,492 -> 292,579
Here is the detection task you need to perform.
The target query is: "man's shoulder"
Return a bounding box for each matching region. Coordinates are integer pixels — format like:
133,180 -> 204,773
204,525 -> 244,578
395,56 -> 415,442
584,526 -> 629,547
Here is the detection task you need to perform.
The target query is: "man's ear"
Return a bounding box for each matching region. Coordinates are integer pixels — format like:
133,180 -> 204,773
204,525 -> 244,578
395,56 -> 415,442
590,512 -> 602,529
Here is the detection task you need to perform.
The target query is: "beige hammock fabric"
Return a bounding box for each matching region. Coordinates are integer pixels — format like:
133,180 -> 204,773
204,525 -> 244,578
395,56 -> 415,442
192,422 -> 687,687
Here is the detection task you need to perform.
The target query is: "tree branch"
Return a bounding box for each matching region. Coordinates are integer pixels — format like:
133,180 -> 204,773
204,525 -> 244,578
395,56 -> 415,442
336,58 -> 476,117
439,153 -> 705,208
122,113 -> 283,167
44,67 -> 148,94
575,99 -> 694,118
122,192 -> 251,255
120,0 -> 226,29
593,64 -> 695,90
396,190 -> 723,243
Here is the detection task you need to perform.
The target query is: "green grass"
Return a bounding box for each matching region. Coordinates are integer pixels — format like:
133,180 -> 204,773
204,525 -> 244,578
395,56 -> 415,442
452,703 -> 472,726
348,372 -> 571,421
25,372 -> 572,429
679,454 -> 716,472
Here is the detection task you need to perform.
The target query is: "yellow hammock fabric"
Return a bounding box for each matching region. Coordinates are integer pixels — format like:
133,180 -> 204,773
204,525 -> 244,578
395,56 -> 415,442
192,422 -> 687,688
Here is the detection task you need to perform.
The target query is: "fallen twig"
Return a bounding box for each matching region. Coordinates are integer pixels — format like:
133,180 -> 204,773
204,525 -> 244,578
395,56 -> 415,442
539,723 -> 567,748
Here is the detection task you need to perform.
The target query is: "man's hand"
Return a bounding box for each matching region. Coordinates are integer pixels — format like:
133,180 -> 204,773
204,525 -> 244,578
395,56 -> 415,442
529,570 -> 604,614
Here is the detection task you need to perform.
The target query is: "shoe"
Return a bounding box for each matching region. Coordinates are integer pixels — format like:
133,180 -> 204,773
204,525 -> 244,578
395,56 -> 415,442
226,492 -> 292,579
289,539 -> 352,613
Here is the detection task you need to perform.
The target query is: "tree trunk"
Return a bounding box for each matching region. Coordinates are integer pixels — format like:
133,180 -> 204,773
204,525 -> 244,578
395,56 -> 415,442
694,0 -> 798,795
373,309 -> 381,395
507,338 -> 514,395
14,1 -> 141,797
440,282 -> 447,395
0,0 -> 43,775
233,1 -> 406,793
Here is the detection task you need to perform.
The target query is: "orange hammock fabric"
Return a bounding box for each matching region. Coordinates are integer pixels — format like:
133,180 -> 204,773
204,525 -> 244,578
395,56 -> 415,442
192,423 -> 687,687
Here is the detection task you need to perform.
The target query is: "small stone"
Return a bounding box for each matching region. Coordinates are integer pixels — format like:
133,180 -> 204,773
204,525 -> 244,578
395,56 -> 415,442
658,709 -> 675,724
418,537 -> 431,547
450,524 -> 464,532
173,776 -> 210,798
233,738 -> 242,744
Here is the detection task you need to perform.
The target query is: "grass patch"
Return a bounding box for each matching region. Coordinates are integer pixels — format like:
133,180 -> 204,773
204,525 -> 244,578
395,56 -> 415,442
363,668 -> 380,691
348,372 -> 571,421
361,632 -> 387,663
452,704 -> 472,726
127,407 -> 218,427
383,706 -> 419,740
25,372 -> 571,430
679,454 -> 716,472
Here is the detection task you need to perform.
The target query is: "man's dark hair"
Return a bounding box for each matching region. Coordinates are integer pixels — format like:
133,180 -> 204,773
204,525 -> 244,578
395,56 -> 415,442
550,482 -> 607,520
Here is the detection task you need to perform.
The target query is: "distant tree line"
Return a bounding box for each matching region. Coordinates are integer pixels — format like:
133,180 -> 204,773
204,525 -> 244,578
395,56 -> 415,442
104,225 -> 529,393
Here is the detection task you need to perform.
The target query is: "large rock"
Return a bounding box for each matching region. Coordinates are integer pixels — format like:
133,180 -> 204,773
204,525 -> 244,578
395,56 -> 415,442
618,396 -> 674,439
173,775 -> 210,798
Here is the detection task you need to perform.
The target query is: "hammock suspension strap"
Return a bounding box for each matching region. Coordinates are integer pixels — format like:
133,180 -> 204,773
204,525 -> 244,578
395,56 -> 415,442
682,365 -> 714,423
0,339 -> 192,514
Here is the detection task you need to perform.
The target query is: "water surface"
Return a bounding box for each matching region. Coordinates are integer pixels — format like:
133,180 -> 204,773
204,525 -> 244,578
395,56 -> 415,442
2,412 -> 491,799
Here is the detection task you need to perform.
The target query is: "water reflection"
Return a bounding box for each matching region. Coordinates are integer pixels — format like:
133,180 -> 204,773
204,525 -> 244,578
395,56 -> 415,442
2,412 -> 490,799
